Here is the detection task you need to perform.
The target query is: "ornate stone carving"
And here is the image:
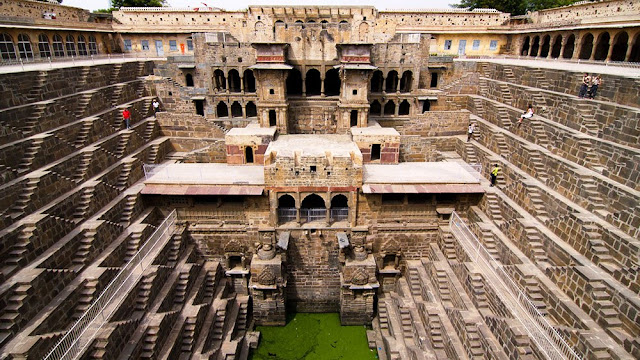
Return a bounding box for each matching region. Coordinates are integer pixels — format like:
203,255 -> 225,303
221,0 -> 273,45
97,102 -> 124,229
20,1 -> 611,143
381,238 -> 401,254
353,245 -> 367,261
257,243 -> 276,260
225,239 -> 244,253
257,267 -> 276,286
350,268 -> 369,285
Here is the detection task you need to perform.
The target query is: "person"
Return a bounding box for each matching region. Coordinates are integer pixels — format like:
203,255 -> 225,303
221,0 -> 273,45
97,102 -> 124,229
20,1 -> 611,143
578,73 -> 591,98
589,75 -> 601,99
122,108 -> 131,129
490,164 -> 500,187
152,99 -> 160,116
518,104 -> 534,127
467,123 -> 476,142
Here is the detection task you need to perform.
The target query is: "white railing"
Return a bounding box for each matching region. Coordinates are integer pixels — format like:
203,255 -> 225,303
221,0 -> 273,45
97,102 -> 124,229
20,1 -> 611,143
0,53 -> 166,71
330,208 -> 349,222
461,54 -> 640,68
300,208 -> 326,223
449,211 -> 582,360
43,210 -> 177,360
278,208 -> 297,223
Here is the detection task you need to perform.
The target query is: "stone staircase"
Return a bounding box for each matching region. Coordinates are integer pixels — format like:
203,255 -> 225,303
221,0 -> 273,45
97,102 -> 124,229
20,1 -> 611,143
74,119 -> 95,148
407,266 -> 422,297
24,103 -> 48,135
523,226 -> 550,264
111,84 -> 125,107
470,274 -> 489,309
72,230 -> 96,266
378,300 -> 390,332
116,159 -> 135,190
181,317 -> 197,352
124,232 -> 143,263
528,149 -> 549,183
399,307 -> 413,339
135,273 -> 155,311
578,176 -> 606,212
147,143 -> 160,164
72,279 -> 98,321
5,226 -> 35,268
73,185 -> 95,221
472,97 -> 486,118
440,230 -> 457,260
583,223 -> 615,265
478,228 -> 499,260
498,83 -> 512,105
114,131 -> 132,158
524,184 -> 550,221
140,326 -> 159,358
174,271 -> 190,305
10,177 -> 40,217
236,297 -> 249,332
575,101 -> 599,135
576,138 -> 601,170
120,194 -> 138,225
110,64 -> 123,85
496,107 -> 512,129
77,66 -> 91,88
75,92 -> 95,118
503,67 -> 516,83
0,283 -> 31,340
26,71 -> 47,102
73,149 -> 94,183
494,132 -> 509,158
17,137 -> 45,174
464,142 -> 479,163
523,278 -> 548,316
529,119 -> 550,148
484,192 -> 504,224
530,69 -> 551,89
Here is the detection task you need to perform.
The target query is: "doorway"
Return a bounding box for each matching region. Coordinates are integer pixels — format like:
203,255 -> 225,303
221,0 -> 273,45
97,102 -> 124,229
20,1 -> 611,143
155,40 -> 163,56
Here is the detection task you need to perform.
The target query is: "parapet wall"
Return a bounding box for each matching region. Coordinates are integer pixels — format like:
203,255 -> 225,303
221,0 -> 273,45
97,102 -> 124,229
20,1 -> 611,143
0,0 -> 91,22
530,0 -> 640,25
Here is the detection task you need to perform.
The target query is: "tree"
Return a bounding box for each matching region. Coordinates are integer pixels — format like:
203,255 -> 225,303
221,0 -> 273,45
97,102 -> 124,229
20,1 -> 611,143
111,0 -> 166,9
452,0 -> 583,16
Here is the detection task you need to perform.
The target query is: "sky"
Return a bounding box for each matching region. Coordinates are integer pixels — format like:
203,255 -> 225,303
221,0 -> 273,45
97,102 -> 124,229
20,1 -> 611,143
61,0 -> 457,12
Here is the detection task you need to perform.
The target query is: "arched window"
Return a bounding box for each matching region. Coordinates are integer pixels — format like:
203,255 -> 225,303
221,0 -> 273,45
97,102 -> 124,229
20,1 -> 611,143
610,32 -> 628,62
243,69 -> 256,92
371,70 -> 383,93
300,194 -> 326,223
0,33 -> 17,60
77,35 -> 88,56
330,194 -> 348,222
321,20 -> 328,29
530,36 -> 540,56
228,69 -> 241,92
579,33 -> 594,59
295,20 -> 304,29
594,32 -> 610,61
550,35 -> 562,58
629,33 -> 640,62
38,34 -> 51,58
305,69 -> 321,96
213,69 -> 226,91
384,100 -> 395,115
540,35 -> 550,57
88,35 -> 98,55
246,101 -> 257,117
277,194 -> 296,223
563,34 -> 575,59
324,68 -> 341,96
398,100 -> 410,116
370,100 -> 382,116
52,34 -> 65,57
286,68 -> 302,96
521,36 -> 530,56
17,34 -> 33,60
185,73 -> 194,87
65,35 -> 76,57
385,70 -> 398,92
231,101 -> 242,117
245,146 -> 254,163
216,101 -> 228,118
400,71 -> 412,93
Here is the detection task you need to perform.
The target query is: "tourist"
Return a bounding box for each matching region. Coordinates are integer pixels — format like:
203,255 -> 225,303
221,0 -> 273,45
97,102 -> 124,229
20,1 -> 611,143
122,108 -> 131,129
152,99 -> 160,116
490,164 -> 500,187
518,104 -> 534,127
578,73 -> 591,98
589,75 -> 602,99
467,123 -> 476,142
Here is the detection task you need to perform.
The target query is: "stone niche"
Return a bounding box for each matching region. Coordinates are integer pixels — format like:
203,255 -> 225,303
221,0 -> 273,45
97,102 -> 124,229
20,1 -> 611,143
351,125 -> 400,164
249,236 -> 287,326
225,125 -> 276,165
340,243 -> 379,325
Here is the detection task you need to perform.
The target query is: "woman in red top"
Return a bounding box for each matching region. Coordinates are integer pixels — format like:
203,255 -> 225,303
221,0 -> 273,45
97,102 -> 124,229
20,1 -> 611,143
122,108 -> 131,129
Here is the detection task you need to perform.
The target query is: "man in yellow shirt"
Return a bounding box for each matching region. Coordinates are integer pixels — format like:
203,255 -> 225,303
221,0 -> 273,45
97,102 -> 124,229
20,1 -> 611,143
490,164 -> 500,187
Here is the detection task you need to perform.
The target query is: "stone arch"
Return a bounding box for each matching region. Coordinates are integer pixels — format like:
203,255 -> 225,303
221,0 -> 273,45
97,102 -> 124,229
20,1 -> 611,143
563,34 -> 575,59
216,101 -> 228,117
246,101 -> 257,117
301,194 -> 326,208
278,194 -> 296,208
398,100 -> 410,116
324,68 -> 341,96
520,36 -> 530,56
65,34 -> 76,57
610,31 -> 628,62
400,71 -> 412,93
228,69 -> 241,92
88,35 -> 98,55
331,194 -> 349,208
540,35 -> 551,57
384,100 -> 395,115
371,70 -> 383,93
37,34 -> 51,58
17,34 -> 33,60
243,69 -> 256,92
579,33 -> 594,59
213,69 -> 226,90
358,22 -> 369,42
385,70 -> 398,92
77,35 -> 88,56
550,35 -> 562,58
185,73 -> 194,87
530,35 -> 540,57
593,32 -> 610,60
629,33 -> 640,62
0,33 -> 16,60
370,100 -> 382,115
231,101 -> 242,117
255,21 -> 265,32
305,68 -> 321,96
286,68 -> 303,95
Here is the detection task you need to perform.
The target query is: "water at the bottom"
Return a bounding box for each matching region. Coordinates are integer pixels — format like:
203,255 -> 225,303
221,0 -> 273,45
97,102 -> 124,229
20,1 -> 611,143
250,313 -> 378,360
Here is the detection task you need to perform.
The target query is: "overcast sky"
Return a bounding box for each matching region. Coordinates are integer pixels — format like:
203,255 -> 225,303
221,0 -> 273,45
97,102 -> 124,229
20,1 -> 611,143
62,0 -> 458,12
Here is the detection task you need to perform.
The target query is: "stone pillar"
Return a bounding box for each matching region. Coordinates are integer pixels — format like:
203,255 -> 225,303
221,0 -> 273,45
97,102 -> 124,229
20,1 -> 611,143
321,75 -> 325,96
228,102 -> 233,119
340,245 -> 378,325
573,35 -> 583,60
624,40 -> 634,61
302,76 -> 306,96
241,104 -> 246,119
560,38 -> 567,59
606,41 -> 615,61
240,76 -> 245,94
250,241 -> 287,326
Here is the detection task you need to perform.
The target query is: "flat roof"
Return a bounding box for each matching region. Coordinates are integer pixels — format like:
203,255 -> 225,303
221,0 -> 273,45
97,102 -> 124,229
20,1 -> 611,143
266,134 -> 360,158
144,163 -> 264,185
363,162 -> 480,184
351,127 -> 400,136
226,126 -> 276,137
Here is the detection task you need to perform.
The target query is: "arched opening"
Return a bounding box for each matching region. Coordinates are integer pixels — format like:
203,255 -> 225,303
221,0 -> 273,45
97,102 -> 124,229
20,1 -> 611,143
88,35 -> 98,55
324,68 -> 341,96
563,34 -> 575,59
370,100 -> 382,116
400,71 -> 412,93
52,34 -> 65,57
295,20 -> 304,29
243,69 -> 256,92
17,34 -> 33,60
350,110 -> 358,127
65,35 -> 76,57
370,70 -> 383,93
185,73 -> 194,87
610,31 -> 628,61
550,35 -> 562,58
286,68 -> 302,96
269,110 -> 277,126
385,70 -> 398,92
579,33 -> 594,59
228,69 -> 241,92
398,100 -> 410,116
246,101 -> 257,118
521,36 -> 530,56
0,33 -> 16,60
330,194 -> 348,222
384,101 -> 395,115
216,101 -> 228,118
305,69 -> 321,96
530,36 -> 540,56
300,194 -> 326,223
321,20 -> 328,29
594,32 -> 610,60
245,146 -> 254,164
231,101 -> 242,118
38,34 -> 51,58
77,35 -> 88,56
213,69 -> 226,91
422,101 -> 431,113
629,34 -> 640,62
277,194 -> 296,223
540,35 -> 551,57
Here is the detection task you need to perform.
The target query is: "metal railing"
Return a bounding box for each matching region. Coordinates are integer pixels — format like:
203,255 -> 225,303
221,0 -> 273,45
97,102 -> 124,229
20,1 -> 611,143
460,54 -> 640,68
300,208 -> 326,223
449,211 -> 582,360
43,210 -> 177,360
330,208 -> 349,222
0,53 -> 166,70
277,208 -> 297,223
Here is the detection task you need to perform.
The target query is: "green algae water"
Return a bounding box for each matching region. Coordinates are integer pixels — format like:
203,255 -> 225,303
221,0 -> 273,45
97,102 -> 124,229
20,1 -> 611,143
250,313 -> 378,360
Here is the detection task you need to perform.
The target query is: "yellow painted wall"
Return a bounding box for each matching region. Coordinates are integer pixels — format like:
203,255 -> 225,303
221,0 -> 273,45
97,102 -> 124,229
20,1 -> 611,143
433,34 -> 507,56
